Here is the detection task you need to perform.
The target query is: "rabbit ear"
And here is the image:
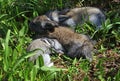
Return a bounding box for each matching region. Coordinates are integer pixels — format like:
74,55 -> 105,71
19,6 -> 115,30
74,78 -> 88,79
44,21 -> 58,32
45,23 -> 55,32
59,15 -> 71,22
45,21 -> 58,28
58,9 -> 70,22
59,8 -> 70,15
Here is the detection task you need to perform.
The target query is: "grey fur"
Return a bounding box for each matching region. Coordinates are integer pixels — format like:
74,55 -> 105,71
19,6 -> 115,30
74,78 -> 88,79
27,38 -> 64,67
45,27 -> 94,62
29,15 -> 94,61
46,7 -> 106,29
29,15 -> 58,33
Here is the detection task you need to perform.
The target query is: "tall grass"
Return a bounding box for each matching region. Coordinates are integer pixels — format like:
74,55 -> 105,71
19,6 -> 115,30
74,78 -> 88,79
0,0 -> 120,81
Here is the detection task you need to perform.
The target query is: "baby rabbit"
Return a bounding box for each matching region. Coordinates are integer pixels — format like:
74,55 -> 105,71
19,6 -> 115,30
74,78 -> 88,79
27,38 -> 64,67
46,7 -> 105,29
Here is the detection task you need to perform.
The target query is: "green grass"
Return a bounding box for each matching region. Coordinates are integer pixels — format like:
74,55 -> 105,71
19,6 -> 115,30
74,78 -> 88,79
0,0 -> 120,81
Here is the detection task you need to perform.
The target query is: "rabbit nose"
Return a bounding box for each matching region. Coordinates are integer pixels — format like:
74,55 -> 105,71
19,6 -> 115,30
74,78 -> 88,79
29,21 -> 37,31
29,22 -> 36,27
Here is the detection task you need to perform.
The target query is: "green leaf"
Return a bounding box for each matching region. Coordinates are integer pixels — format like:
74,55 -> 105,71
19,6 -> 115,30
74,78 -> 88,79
41,66 -> 67,72
105,19 -> 111,27
0,14 -> 8,21
12,52 -> 33,71
115,22 -> 120,24
72,58 -> 77,65
84,76 -> 89,81
35,55 -> 44,68
3,29 -> 11,72
30,66 -> 38,81
98,75 -> 105,81
114,70 -> 120,81
19,26 -> 25,37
